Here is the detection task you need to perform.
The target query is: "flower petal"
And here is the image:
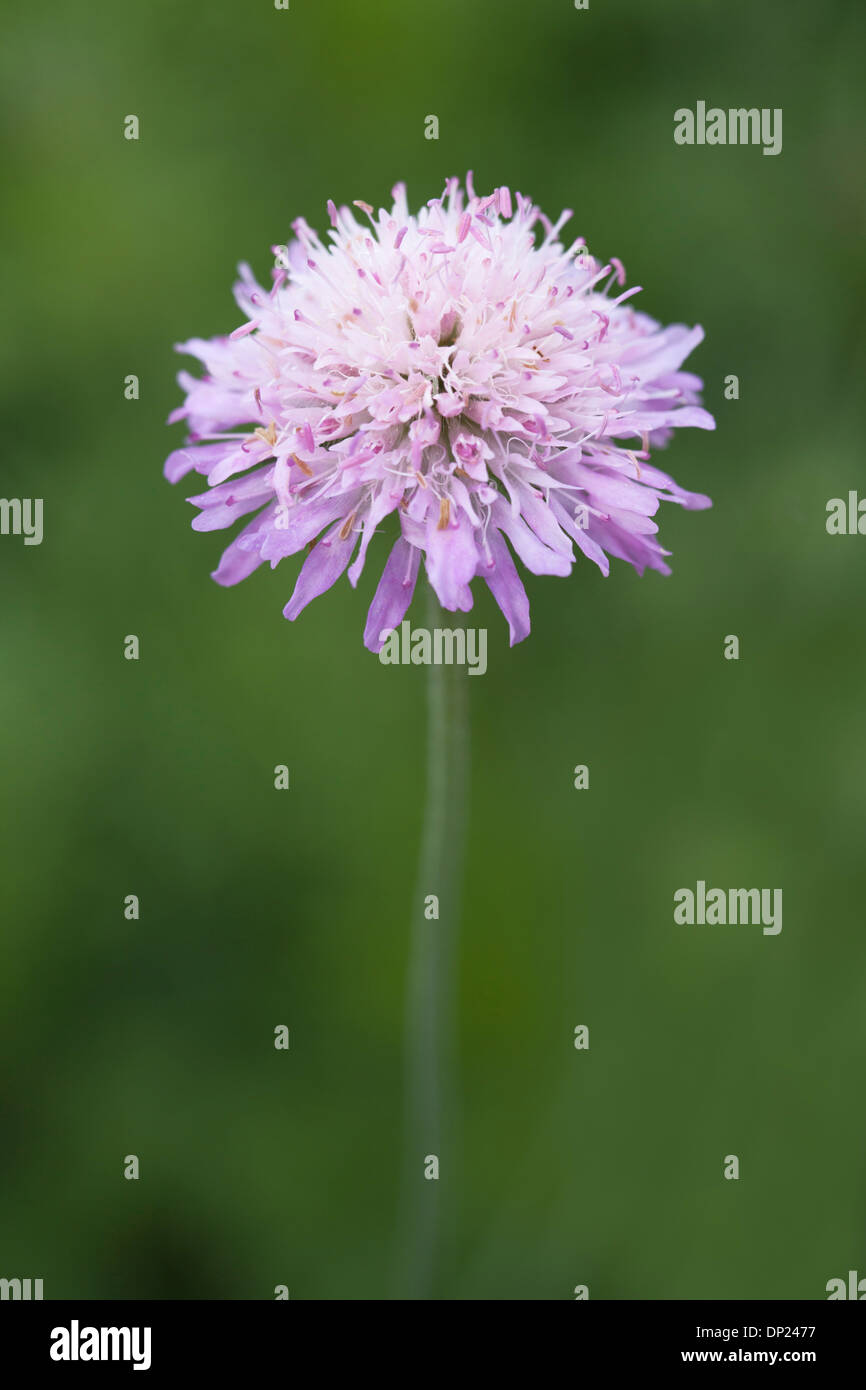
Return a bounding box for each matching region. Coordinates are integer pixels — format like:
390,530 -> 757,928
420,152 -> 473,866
483,529 -> 531,645
363,537 -> 421,652
282,524 -> 356,622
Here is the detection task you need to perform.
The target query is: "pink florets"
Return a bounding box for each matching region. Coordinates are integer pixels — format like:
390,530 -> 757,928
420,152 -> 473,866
164,176 -> 714,649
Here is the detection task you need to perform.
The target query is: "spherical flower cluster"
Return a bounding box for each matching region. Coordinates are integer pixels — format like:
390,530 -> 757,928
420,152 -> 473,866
165,176 -> 713,648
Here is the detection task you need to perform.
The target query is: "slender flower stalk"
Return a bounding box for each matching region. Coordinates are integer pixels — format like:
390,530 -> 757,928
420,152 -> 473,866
399,589 -> 468,1299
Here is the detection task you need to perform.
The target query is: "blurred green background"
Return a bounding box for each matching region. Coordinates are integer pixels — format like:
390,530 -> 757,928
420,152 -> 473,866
1,0 -> 865,1300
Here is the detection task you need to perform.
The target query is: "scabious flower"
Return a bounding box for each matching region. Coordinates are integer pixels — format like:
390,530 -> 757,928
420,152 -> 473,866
165,176 -> 713,649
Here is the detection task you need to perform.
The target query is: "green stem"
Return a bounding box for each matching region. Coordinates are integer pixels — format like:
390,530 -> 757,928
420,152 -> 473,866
399,588 -> 469,1299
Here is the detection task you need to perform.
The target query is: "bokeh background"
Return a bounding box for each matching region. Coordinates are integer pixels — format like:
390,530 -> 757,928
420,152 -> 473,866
1,0 -> 865,1300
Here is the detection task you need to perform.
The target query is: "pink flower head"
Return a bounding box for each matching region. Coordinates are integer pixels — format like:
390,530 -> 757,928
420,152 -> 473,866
164,176 -> 714,649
